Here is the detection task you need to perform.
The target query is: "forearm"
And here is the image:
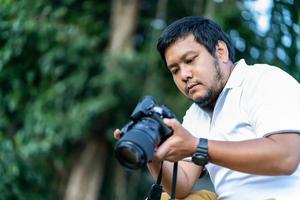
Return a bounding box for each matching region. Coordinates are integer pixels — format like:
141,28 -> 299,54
147,161 -> 201,198
208,133 -> 300,175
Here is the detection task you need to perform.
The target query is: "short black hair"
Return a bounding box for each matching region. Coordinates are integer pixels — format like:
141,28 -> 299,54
157,16 -> 235,66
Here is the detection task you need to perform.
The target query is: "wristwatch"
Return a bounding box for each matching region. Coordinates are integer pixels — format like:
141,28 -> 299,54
192,138 -> 210,166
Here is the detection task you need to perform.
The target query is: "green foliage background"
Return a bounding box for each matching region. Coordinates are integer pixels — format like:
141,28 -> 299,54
0,0 -> 299,199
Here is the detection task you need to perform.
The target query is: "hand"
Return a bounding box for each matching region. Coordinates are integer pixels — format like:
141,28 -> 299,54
153,118 -> 198,162
113,129 -> 122,140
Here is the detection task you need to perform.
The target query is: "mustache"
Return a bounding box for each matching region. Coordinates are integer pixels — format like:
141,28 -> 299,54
185,80 -> 204,94
187,80 -> 203,89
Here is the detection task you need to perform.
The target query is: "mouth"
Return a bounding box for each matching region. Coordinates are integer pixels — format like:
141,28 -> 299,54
186,81 -> 200,94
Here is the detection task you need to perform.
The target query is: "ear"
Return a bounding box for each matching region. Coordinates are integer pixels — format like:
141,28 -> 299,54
216,40 -> 230,63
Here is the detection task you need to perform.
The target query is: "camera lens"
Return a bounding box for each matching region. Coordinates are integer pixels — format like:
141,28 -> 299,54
115,118 -> 161,170
115,141 -> 146,170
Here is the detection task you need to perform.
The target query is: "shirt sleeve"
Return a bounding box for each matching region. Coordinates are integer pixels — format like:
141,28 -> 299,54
246,67 -> 300,137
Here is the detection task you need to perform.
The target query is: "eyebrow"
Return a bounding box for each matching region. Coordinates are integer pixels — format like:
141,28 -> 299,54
167,50 -> 198,69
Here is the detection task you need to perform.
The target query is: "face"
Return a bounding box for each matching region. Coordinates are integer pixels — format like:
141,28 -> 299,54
165,34 -> 227,107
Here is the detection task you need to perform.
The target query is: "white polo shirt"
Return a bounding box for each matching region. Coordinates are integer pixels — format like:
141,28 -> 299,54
182,59 -> 300,200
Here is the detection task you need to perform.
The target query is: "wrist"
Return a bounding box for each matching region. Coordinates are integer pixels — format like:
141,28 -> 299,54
191,138 -> 210,166
147,160 -> 162,170
190,136 -> 199,156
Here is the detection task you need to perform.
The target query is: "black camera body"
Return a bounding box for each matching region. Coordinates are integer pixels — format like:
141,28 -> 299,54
115,96 -> 175,170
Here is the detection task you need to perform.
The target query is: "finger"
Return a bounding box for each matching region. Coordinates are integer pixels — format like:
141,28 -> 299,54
163,118 -> 181,129
151,154 -> 162,162
154,140 -> 171,160
113,129 -> 122,139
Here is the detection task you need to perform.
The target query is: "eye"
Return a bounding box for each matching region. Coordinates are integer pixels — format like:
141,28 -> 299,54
170,68 -> 179,75
185,55 -> 197,64
185,59 -> 193,64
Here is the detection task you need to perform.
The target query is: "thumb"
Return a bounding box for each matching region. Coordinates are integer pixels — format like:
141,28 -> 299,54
113,129 -> 122,140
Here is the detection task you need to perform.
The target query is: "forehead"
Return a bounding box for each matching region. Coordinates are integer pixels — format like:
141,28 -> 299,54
165,34 -> 205,64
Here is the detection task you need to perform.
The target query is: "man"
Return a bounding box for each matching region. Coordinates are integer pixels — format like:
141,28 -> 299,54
114,16 -> 300,200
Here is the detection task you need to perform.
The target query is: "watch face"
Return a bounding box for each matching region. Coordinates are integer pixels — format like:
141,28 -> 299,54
192,154 -> 208,166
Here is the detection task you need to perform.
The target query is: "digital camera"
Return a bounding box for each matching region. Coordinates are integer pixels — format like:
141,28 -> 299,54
115,96 -> 175,170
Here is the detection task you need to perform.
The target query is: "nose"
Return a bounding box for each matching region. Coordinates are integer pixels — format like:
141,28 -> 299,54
181,66 -> 192,82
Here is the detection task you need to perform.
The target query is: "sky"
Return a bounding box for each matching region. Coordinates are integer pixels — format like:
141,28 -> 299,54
244,0 -> 273,34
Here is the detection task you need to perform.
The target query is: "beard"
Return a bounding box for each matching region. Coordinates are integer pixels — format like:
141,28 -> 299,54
194,59 -> 225,109
194,89 -> 214,108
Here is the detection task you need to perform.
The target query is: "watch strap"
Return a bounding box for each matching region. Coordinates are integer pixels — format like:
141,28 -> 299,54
192,138 -> 209,166
196,138 -> 208,156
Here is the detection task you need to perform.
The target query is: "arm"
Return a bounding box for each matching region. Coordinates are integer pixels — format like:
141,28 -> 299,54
149,118 -> 206,198
147,160 -> 202,199
208,132 -> 300,175
156,119 -> 300,176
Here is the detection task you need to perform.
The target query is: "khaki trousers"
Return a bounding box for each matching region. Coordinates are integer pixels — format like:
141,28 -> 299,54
160,190 -> 217,200
160,190 -> 277,200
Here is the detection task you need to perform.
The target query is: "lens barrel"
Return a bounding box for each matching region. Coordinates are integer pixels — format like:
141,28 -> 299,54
115,118 -> 160,170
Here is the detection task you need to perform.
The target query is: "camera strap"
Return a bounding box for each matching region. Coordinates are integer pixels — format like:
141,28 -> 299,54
146,161 -> 178,200
146,162 -> 163,200
170,162 -> 178,200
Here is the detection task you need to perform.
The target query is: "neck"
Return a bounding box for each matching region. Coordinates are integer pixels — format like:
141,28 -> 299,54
207,61 -> 235,110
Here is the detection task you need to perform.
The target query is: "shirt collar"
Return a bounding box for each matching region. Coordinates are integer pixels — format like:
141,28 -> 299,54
224,59 -> 247,89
